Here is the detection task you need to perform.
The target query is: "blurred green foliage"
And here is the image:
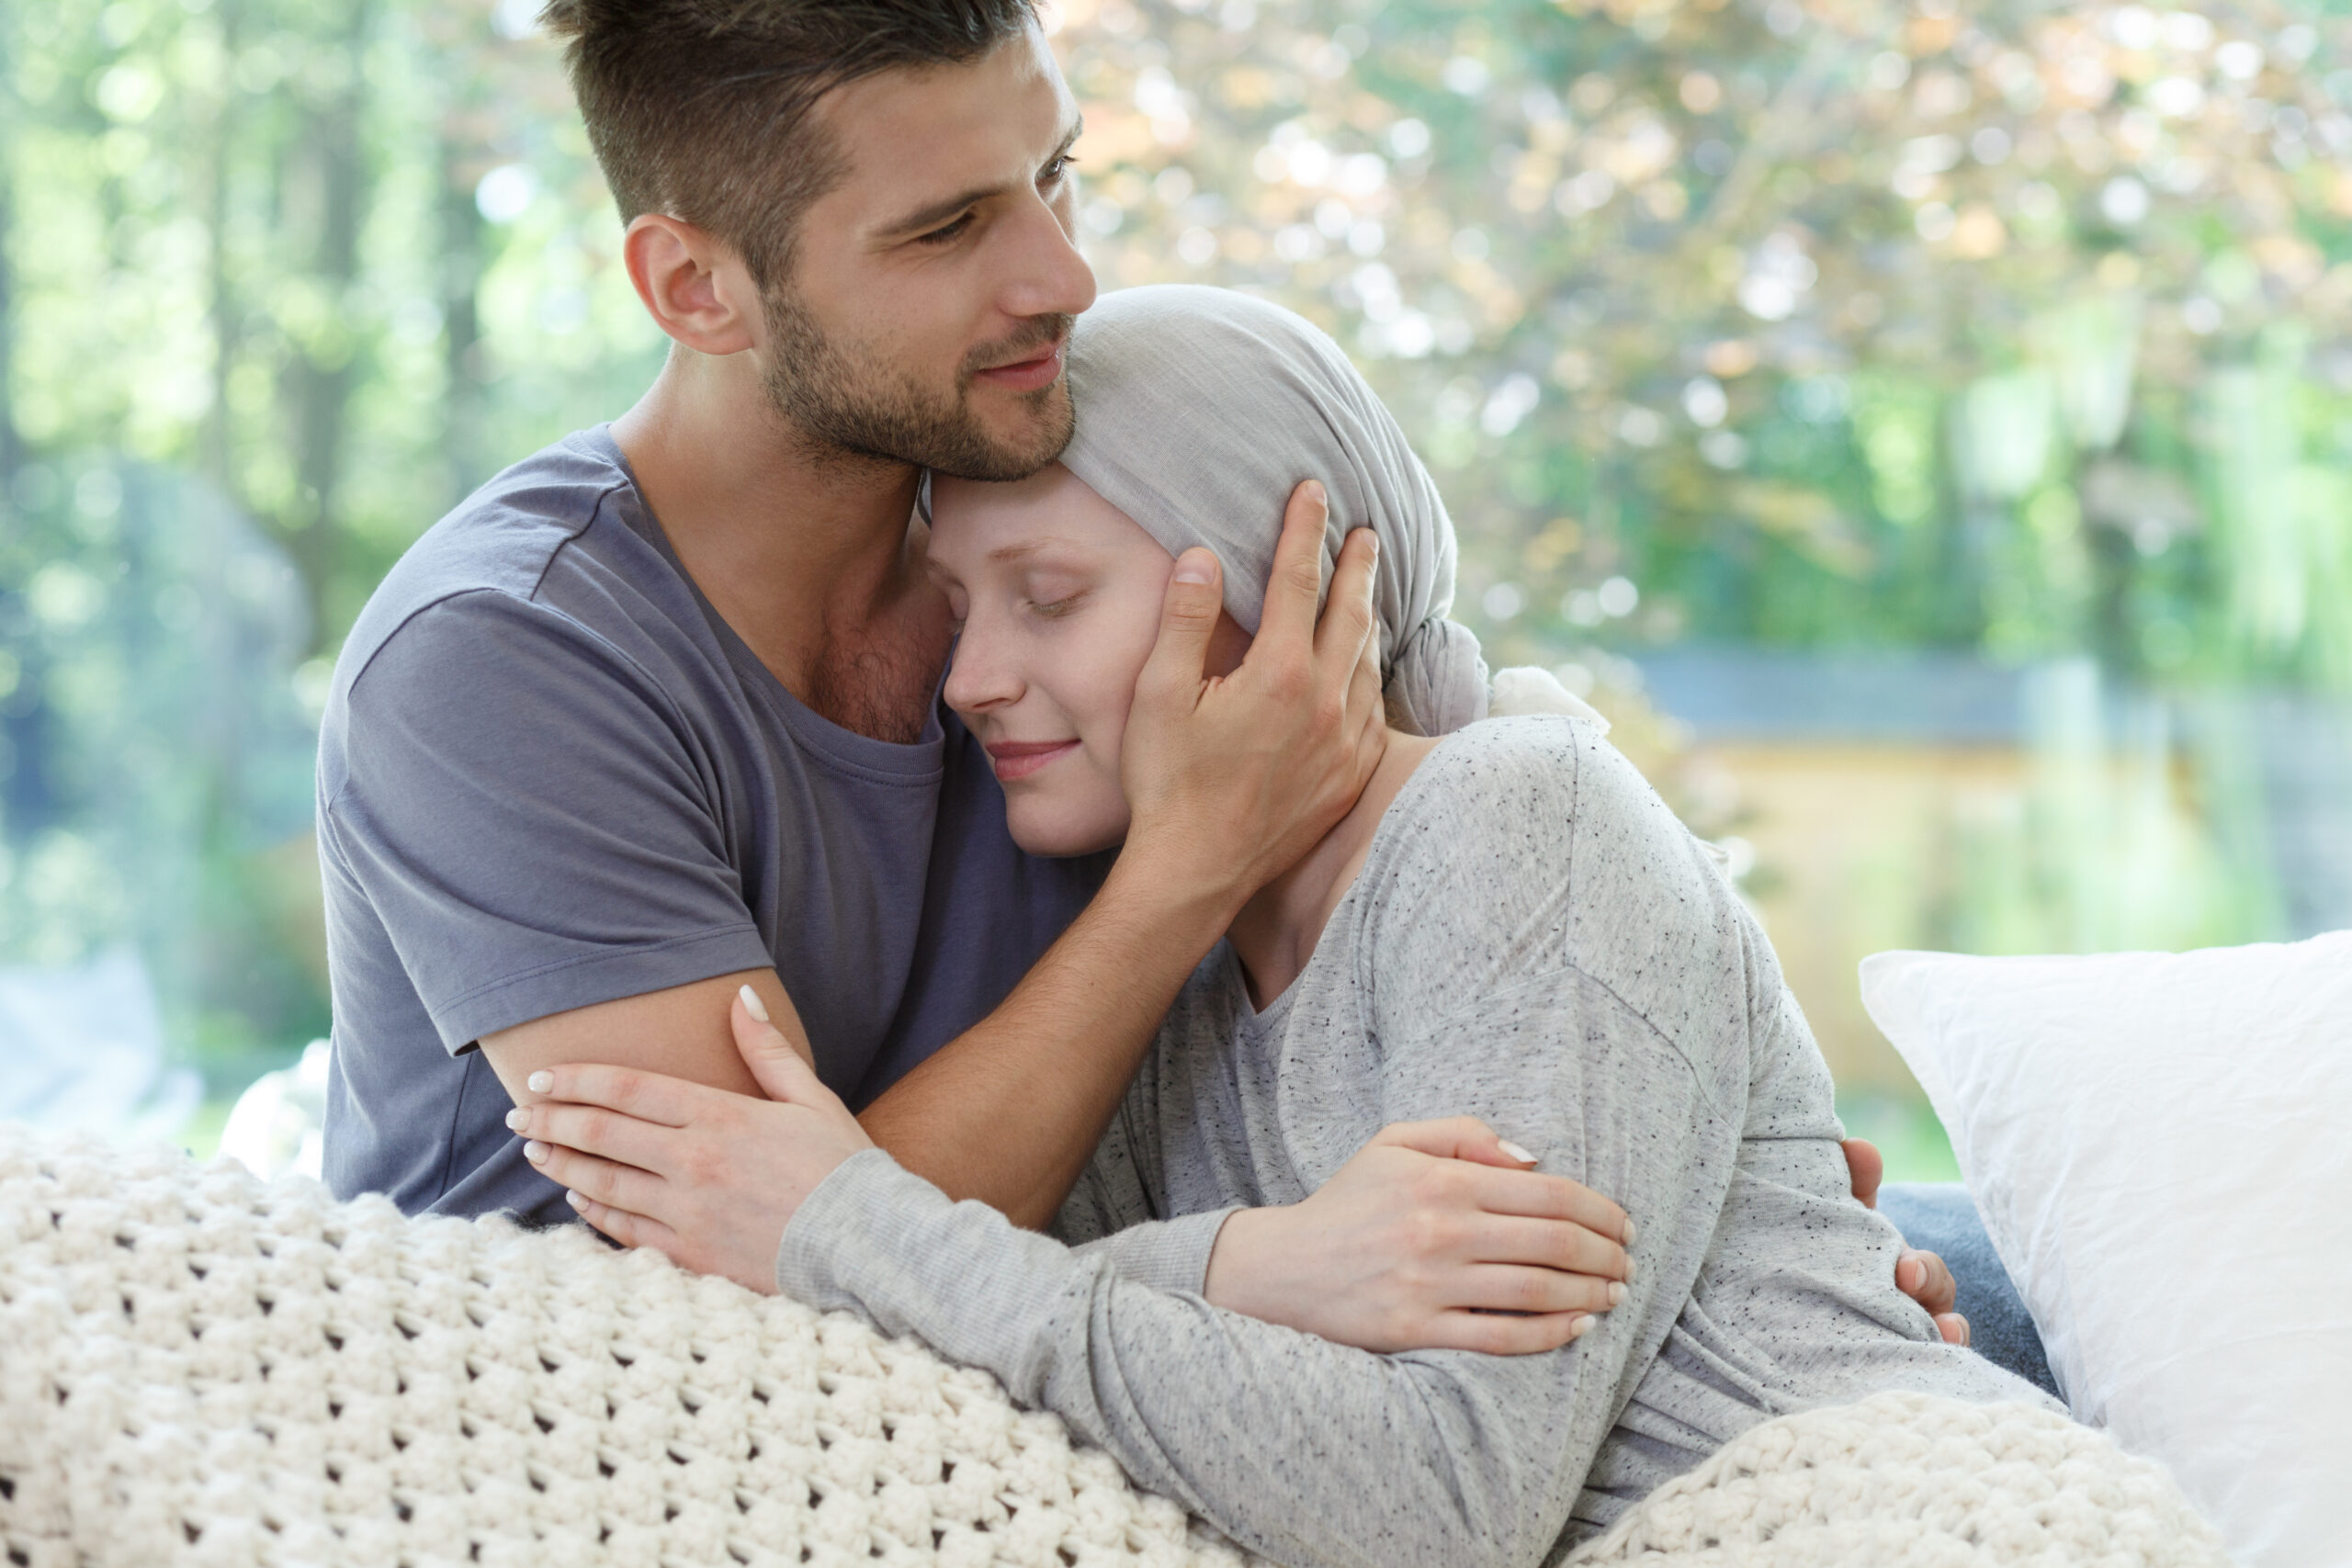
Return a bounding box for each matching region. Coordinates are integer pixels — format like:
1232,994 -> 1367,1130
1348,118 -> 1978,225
0,0 -> 2345,1087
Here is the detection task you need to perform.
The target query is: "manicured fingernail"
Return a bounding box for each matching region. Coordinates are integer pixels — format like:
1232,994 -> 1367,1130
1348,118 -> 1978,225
1306,479 -> 1327,505
1623,1255 -> 1636,1282
527,1070 -> 553,1094
1610,1280 -> 1628,1307
1568,1314 -> 1593,1338
524,1140 -> 549,1166
1173,551 -> 1216,584
566,1190 -> 587,1210
504,1108 -> 529,1133
1622,1219 -> 1637,1247
740,983 -> 770,1024
1498,1139 -> 1535,1165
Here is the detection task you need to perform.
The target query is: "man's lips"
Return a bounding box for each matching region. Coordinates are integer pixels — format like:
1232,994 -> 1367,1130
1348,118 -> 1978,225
985,739 -> 1080,782
970,341 -> 1066,393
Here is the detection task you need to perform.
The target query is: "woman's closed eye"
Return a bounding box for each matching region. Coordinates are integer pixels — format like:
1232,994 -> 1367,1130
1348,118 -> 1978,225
1026,589 -> 1089,619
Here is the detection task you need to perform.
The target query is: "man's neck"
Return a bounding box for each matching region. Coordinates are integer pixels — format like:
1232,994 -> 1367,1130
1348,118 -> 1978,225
610,348 -> 953,743
1225,727 -> 1441,1011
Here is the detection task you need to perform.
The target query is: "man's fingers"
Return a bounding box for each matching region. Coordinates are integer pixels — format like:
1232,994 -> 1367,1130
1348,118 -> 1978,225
1135,547 -> 1224,706
1935,1312 -> 1972,1348
1842,1136 -> 1885,1210
1476,1213 -> 1632,1282
1313,524 -> 1380,670
526,1139 -> 665,1213
1898,1248 -> 1959,1317
1428,1309 -> 1594,1357
1251,479 -> 1330,650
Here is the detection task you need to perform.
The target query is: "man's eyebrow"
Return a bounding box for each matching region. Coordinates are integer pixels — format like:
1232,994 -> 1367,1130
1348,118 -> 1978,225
873,114 -> 1085,242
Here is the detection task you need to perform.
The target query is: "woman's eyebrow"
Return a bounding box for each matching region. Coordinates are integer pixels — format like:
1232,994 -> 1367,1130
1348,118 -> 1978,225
986,537 -> 1085,565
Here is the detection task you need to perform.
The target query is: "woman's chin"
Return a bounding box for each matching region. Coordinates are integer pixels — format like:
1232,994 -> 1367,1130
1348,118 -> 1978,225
1006,803 -> 1130,859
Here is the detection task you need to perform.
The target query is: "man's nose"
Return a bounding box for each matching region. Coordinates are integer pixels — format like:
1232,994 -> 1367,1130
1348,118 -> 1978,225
1001,196 -> 1096,323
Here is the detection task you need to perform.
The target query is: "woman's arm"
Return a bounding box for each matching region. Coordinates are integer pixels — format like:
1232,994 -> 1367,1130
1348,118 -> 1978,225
775,974 -> 1726,1568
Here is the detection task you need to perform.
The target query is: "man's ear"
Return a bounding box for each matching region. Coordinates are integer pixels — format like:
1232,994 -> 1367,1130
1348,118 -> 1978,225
622,213 -> 762,355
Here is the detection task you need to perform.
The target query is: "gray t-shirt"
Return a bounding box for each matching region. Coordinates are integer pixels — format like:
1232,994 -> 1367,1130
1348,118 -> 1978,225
319,427 -> 1107,1226
776,718 -> 2052,1567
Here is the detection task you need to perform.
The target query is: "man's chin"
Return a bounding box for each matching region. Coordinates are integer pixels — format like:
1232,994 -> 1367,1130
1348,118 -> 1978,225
930,382 -> 1075,482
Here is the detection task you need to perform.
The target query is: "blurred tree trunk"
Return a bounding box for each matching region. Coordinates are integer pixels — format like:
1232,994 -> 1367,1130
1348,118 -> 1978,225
200,0 -> 246,492
279,0 -> 376,653
438,129 -> 487,505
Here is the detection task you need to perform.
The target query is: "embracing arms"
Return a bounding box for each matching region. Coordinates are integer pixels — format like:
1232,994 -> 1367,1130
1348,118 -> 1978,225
482,481 -> 1380,1228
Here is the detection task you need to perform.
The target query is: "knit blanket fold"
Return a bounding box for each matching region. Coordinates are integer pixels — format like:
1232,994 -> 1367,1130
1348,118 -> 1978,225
0,1129 -> 2227,1568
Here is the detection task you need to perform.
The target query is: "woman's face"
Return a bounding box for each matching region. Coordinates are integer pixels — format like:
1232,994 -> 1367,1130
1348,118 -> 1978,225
928,463 -> 1178,857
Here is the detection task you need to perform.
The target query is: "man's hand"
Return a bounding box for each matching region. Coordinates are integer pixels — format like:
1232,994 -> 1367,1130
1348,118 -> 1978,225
1117,479 -> 1385,917
509,986 -> 872,1292
1206,1119 -> 1636,1355
1843,1136 -> 1969,1347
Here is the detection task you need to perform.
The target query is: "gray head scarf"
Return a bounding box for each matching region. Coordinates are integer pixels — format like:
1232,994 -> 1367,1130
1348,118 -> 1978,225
1057,285 -> 1490,737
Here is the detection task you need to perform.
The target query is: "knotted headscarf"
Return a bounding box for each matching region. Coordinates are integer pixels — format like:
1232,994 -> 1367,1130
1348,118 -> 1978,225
1058,285 -> 1493,737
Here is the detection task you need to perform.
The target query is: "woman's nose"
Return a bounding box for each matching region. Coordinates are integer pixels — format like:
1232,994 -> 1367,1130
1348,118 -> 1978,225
943,621 -> 1023,715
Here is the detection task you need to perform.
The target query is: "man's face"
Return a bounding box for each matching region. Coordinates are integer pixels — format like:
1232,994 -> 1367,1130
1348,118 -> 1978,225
764,26 -> 1096,480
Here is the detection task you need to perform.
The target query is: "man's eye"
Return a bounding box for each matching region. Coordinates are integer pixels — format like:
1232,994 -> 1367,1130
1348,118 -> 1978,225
1041,153 -> 1079,186
917,213 -> 975,245
1030,592 -> 1086,618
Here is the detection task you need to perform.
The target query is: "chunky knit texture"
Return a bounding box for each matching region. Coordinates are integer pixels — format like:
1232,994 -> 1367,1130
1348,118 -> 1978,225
0,1128 -> 2226,1568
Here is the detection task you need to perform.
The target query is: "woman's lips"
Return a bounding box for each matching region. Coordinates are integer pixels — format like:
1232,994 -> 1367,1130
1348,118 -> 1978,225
971,343 -> 1066,393
986,739 -> 1080,782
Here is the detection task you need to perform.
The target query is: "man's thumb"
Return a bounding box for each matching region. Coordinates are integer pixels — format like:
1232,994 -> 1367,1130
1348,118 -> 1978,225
732,984 -> 820,1103
1141,548 -> 1222,694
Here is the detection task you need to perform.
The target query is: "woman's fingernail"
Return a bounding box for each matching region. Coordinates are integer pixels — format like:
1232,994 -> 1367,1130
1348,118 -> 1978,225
1498,1139 -> 1535,1165
1622,1219 -> 1637,1248
1623,1255 -> 1636,1282
566,1190 -> 587,1210
1608,1280 -> 1627,1308
524,1141 -> 549,1166
1569,1314 -> 1594,1338
504,1108 -> 530,1133
1306,479 -> 1327,505
740,983 -> 770,1024
527,1070 -> 553,1094
1173,551 -> 1216,585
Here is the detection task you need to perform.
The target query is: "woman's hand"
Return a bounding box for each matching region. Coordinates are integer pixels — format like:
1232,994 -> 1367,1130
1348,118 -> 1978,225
504,986 -> 873,1293
1204,1119 -> 1635,1356
1842,1136 -> 1969,1346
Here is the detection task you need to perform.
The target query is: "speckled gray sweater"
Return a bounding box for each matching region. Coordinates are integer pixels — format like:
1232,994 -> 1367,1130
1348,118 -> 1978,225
776,717 -> 2054,1568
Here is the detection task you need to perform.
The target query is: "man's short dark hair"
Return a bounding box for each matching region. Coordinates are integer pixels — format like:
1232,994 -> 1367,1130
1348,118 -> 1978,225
538,0 -> 1039,289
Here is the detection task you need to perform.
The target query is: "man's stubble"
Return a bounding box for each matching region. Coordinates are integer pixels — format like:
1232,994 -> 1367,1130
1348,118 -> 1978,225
761,288 -> 1076,482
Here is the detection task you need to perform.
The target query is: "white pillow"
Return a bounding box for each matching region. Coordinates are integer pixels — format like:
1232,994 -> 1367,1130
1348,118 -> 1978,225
1861,934 -> 2352,1568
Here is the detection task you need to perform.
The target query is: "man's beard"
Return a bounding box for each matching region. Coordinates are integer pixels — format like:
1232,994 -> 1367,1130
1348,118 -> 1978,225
761,289 -> 1076,481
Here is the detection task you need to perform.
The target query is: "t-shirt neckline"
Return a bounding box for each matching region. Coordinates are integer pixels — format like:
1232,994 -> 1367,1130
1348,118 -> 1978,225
580,423 -> 951,783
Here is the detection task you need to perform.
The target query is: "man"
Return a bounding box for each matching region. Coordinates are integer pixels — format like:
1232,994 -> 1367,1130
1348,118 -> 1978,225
322,0 -> 1971,1350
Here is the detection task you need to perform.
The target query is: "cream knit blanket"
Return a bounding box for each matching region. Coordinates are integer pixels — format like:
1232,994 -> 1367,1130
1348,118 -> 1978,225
0,1129 -> 2227,1568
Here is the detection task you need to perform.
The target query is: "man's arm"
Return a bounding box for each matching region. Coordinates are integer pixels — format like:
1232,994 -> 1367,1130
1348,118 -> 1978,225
490,481 -> 1383,1226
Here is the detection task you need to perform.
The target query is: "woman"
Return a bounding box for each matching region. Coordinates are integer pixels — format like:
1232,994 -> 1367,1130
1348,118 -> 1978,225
524,287 -> 2051,1566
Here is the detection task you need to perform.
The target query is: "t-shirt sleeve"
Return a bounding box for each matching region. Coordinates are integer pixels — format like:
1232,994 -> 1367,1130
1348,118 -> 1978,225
322,591 -> 773,1053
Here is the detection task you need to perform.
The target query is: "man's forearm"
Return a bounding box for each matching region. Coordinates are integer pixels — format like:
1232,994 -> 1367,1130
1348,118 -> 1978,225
857,846 -> 1237,1227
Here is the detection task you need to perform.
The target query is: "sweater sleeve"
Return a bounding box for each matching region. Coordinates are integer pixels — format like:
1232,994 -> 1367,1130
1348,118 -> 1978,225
778,959 -> 1741,1568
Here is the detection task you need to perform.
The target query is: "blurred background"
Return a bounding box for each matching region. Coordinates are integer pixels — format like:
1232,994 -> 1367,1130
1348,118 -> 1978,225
1,0 -> 2346,1177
